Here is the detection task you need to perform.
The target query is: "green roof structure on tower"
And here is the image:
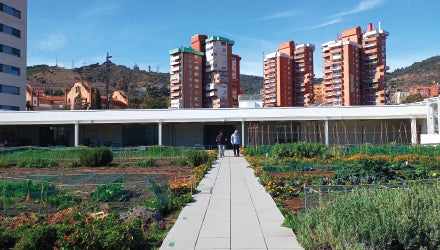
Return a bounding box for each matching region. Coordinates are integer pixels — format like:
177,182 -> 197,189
206,36 -> 235,45
169,46 -> 204,56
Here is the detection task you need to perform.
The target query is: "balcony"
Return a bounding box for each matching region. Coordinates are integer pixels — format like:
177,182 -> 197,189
170,59 -> 180,66
332,54 -> 341,60
170,66 -> 180,73
205,83 -> 217,90
205,90 -> 218,98
170,91 -> 181,98
170,55 -> 181,61
170,77 -> 181,83
170,85 -> 181,92
364,42 -> 376,48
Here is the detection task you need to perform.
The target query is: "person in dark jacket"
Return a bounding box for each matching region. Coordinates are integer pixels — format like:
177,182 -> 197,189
216,130 -> 227,157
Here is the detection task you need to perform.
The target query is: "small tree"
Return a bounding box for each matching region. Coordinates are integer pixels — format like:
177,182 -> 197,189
90,87 -> 102,109
74,92 -> 89,110
402,93 -> 424,103
26,100 -> 34,111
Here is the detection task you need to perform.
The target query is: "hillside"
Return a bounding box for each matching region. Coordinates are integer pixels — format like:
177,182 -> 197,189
26,55 -> 440,104
387,55 -> 440,91
27,64 -> 266,95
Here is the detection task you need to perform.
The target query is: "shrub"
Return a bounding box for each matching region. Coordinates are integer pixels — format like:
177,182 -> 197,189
271,143 -> 294,158
185,149 -> 209,167
16,158 -> 58,168
170,158 -> 189,167
289,185 -> 440,249
132,158 -> 156,167
79,147 -> 113,167
271,142 -> 328,159
13,224 -> 58,250
0,158 -> 9,168
292,141 -> 327,158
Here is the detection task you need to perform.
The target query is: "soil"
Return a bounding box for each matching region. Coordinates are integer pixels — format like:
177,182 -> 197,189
283,197 -> 304,212
0,159 -> 194,230
0,160 -> 193,181
268,170 -> 336,213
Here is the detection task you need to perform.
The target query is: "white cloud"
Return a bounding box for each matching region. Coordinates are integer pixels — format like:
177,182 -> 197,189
80,2 -> 123,18
259,10 -> 297,20
330,0 -> 385,18
302,18 -> 342,30
38,34 -> 67,51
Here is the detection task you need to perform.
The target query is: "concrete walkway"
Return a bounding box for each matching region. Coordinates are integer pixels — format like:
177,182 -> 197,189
160,150 -> 304,250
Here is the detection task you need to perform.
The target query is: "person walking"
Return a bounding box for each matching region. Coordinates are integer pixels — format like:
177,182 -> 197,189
216,130 -> 227,158
230,130 -> 241,157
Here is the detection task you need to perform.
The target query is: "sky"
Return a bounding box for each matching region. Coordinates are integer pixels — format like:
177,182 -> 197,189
28,0 -> 440,78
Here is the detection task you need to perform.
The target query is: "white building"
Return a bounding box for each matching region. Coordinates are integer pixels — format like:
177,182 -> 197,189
2,102 -> 440,147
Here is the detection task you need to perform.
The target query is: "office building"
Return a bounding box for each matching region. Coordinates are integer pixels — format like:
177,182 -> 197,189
0,0 -> 26,111
263,41 -> 314,107
322,22 -> 389,106
169,34 -> 241,108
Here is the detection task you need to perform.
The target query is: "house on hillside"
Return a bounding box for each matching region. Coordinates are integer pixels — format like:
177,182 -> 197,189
410,85 -> 439,99
26,85 -> 65,110
65,82 -> 129,110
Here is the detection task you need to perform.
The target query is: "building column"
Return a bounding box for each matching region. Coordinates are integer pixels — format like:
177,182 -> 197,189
158,120 -> 163,146
74,121 -> 79,147
241,120 -> 245,147
437,98 -> 440,133
411,117 -> 417,145
427,100 -> 435,134
324,119 -> 329,146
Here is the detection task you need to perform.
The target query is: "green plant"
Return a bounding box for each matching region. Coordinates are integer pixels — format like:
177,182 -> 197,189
65,160 -> 81,168
288,185 -> 440,249
13,224 -> 58,250
16,158 -> 58,168
170,158 -> 189,167
0,158 -> 9,168
185,149 -> 209,167
132,157 -> 156,167
90,178 -> 130,202
79,147 -> 113,167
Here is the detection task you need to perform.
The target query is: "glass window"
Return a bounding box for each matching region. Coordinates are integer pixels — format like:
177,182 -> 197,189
0,44 -> 20,57
0,3 -> 21,18
0,64 -> 20,75
0,84 -> 20,95
0,23 -> 21,38
0,105 -> 19,111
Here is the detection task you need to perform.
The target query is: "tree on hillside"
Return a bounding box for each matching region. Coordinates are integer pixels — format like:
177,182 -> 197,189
140,85 -> 168,109
74,93 -> 89,110
26,101 -> 34,111
402,93 -> 424,104
90,88 -> 102,109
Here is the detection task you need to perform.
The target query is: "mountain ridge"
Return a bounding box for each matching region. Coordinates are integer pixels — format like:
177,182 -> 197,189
26,55 -> 440,105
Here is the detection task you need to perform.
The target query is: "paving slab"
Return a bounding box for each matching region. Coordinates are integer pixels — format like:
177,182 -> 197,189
160,150 -> 304,250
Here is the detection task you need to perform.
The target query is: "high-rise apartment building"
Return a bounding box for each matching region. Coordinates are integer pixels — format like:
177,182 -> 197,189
361,23 -> 389,105
263,41 -> 314,107
294,43 -> 315,106
322,22 -> 388,106
169,34 -> 241,108
0,0 -> 26,111
169,46 -> 204,108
